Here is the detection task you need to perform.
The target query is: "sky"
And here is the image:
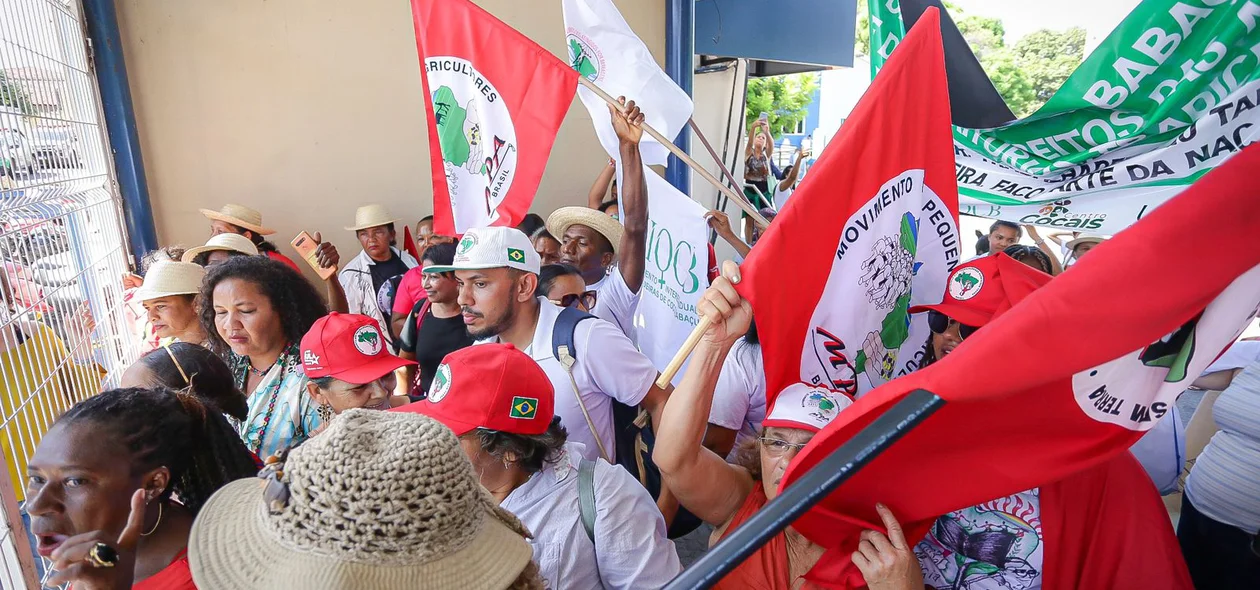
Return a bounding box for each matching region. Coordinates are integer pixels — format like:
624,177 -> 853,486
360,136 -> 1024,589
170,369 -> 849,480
949,0 -> 1143,50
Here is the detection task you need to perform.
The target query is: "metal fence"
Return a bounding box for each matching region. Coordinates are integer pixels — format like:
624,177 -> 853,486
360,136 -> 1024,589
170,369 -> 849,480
0,0 -> 141,586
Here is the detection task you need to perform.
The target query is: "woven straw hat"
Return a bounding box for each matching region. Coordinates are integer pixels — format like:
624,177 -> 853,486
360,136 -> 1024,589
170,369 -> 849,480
181,233 -> 260,263
198,204 -> 276,235
189,409 -> 535,590
346,204 -> 400,231
133,261 -> 205,302
546,206 -> 624,255
1066,234 -> 1107,251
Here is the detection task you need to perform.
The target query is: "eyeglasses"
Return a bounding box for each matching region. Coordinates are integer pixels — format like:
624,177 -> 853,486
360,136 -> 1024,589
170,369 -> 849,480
551,290 -> 597,310
759,436 -> 809,457
928,310 -> 979,339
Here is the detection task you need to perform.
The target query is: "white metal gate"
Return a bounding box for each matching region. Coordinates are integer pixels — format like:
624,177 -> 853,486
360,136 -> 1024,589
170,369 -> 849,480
0,0 -> 142,587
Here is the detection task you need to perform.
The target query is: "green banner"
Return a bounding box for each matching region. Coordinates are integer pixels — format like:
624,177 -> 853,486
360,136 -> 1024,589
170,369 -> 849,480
868,0 -> 1260,233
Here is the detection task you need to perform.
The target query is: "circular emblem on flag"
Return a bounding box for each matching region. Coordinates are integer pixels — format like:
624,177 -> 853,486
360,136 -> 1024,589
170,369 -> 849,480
425,56 -> 518,222
352,325 -> 383,356
949,267 -> 985,301
565,29 -> 604,82
429,364 -> 452,403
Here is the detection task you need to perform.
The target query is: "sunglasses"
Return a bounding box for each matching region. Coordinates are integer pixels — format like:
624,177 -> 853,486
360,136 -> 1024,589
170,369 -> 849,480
928,310 -> 979,339
551,290 -> 597,310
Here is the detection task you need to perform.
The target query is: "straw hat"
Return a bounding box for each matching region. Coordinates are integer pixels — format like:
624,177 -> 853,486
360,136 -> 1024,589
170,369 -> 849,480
181,233 -> 260,263
346,204 -> 400,231
133,261 -> 205,302
1066,234 -> 1107,252
198,204 -> 276,235
545,206 -> 624,254
188,409 -> 535,590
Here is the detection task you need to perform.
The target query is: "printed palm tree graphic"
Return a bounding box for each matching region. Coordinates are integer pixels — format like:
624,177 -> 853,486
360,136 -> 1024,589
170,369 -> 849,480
569,38 -> 597,79
954,272 -> 980,297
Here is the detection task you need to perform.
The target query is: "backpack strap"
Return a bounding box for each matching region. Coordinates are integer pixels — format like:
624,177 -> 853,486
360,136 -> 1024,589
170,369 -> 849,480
577,459 -> 597,543
398,298 -> 431,352
552,306 -> 610,462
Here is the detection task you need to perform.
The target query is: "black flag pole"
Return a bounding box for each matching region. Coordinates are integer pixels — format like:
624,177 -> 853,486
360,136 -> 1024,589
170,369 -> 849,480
664,389 -> 946,590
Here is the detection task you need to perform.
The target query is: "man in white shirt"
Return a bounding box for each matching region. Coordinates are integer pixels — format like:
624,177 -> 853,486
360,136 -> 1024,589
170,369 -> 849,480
426,225 -> 671,462
400,343 -> 680,589
546,99 -> 649,337
338,204 -> 418,343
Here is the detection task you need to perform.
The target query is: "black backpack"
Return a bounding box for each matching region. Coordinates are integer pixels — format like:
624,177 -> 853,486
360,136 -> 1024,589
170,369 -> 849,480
551,306 -> 702,539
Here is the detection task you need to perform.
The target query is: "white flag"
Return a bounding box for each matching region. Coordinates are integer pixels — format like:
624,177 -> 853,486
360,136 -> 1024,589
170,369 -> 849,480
563,0 -> 694,166
633,167 -> 710,384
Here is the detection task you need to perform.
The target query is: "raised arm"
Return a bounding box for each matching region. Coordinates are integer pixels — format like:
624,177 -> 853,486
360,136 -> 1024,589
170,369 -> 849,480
588,158 -> 617,210
653,261 -> 756,526
778,148 -> 805,192
314,232 -> 349,313
610,97 -> 648,294
706,209 -> 752,259
1024,225 -> 1063,275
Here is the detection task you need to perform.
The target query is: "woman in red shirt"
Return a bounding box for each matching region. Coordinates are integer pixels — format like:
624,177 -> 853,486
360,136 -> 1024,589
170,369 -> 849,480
25,387 -> 258,589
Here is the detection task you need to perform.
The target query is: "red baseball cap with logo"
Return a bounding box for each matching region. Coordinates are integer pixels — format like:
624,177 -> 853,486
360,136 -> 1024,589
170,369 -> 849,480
300,312 -> 415,384
909,253 -> 1052,327
393,343 -> 554,436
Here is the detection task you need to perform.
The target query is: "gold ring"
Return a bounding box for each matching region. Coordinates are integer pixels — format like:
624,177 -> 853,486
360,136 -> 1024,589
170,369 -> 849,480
85,542 -> 118,568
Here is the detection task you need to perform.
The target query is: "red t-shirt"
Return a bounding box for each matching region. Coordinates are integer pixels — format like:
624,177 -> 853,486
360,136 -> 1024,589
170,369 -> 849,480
392,267 -> 429,317
265,250 -> 302,273
134,549 -> 196,589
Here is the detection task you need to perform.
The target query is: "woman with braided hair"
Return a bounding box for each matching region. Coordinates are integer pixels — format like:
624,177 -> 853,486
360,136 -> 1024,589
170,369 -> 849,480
23,387 -> 258,589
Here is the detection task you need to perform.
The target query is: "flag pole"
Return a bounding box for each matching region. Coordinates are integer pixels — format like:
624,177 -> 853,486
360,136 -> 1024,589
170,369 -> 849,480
687,118 -> 769,216
664,389 -> 947,589
655,315 -> 711,388
578,77 -> 771,228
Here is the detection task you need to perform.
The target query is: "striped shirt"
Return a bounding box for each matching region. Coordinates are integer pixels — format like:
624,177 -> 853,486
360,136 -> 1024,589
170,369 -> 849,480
1185,358 -> 1260,533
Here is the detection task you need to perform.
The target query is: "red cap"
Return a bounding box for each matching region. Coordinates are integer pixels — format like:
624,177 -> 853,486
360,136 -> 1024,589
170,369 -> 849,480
300,312 -> 414,383
393,343 -> 554,436
909,254 -> 1052,327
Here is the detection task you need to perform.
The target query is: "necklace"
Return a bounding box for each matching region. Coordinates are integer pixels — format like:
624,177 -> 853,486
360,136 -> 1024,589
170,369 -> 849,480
247,357 -> 279,377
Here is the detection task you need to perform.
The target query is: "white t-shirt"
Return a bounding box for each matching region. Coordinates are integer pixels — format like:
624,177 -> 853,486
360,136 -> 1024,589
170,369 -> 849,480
707,339 -> 766,461
915,489 -> 1044,590
589,268 -> 640,339
477,299 -> 657,462
501,443 -> 681,590
772,182 -> 793,212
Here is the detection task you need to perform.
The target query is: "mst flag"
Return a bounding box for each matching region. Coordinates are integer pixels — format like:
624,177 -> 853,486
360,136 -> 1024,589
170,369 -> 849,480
411,0 -> 577,234
781,144 -> 1260,587
735,8 -> 960,401
563,0 -> 693,166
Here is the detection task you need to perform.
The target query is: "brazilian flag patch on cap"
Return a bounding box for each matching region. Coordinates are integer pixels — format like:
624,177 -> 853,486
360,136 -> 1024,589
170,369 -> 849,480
507,247 -> 526,263
510,396 -> 538,419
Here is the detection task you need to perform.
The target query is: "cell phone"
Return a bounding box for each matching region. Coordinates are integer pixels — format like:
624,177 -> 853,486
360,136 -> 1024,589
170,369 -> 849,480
291,231 -> 337,280
758,112 -> 769,121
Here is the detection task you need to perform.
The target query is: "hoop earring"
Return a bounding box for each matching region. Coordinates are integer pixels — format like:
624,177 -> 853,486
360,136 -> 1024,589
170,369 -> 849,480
317,402 -> 333,422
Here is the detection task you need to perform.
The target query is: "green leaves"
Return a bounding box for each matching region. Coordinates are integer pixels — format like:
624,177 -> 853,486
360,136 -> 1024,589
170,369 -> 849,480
745,73 -> 820,137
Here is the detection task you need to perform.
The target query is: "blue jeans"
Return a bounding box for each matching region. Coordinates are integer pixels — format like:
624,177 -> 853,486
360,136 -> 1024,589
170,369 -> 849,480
1177,494 -> 1260,589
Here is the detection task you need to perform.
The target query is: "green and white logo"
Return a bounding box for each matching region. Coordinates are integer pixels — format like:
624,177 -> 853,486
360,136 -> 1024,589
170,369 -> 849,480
456,233 -> 479,257
565,29 -> 603,82
950,267 -> 984,301
509,396 -> 538,419
352,326 -> 383,356
425,56 -> 518,225
429,364 -> 453,403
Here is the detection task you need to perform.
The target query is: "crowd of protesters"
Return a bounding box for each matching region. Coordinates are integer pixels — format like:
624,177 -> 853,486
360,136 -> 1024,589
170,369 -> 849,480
17,99 -> 1257,590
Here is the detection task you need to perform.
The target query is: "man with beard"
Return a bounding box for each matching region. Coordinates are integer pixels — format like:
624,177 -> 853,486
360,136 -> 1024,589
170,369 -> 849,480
426,225 -> 670,463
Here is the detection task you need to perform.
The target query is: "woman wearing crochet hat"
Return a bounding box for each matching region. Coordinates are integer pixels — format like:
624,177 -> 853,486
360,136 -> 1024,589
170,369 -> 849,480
398,344 -> 681,589
300,312 -> 414,417
653,262 -> 922,590
133,261 -> 209,347
188,409 -> 545,589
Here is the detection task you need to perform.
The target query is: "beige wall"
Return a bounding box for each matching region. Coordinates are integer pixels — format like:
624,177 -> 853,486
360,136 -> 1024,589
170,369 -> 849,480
115,0 -> 665,274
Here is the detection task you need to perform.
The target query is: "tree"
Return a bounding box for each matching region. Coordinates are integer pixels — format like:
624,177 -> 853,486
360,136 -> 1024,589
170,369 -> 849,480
1015,27 -> 1087,105
0,71 -> 33,115
745,73 -> 819,137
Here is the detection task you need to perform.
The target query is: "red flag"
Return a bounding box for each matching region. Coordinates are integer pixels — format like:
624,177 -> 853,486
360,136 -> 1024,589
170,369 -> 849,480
735,8 -> 960,405
402,225 -> 421,261
410,0 -> 577,235
779,148 -> 1260,586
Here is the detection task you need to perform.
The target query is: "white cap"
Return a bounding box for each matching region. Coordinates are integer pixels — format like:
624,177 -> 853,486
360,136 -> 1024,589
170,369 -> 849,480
763,383 -> 854,433
423,227 -> 540,275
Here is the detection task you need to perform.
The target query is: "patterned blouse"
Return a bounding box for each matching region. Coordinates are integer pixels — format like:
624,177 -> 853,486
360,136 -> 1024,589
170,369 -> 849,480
231,343 -> 322,458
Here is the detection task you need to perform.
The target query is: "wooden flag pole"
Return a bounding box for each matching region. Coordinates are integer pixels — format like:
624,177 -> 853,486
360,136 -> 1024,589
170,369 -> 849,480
655,315 -> 711,388
687,118 -> 769,216
578,77 -> 771,228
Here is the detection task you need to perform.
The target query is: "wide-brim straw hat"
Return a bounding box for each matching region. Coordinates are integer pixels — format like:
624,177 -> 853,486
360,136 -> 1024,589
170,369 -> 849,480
198,204 -> 276,235
346,204 -> 400,231
188,410 -> 534,590
181,233 -> 260,263
1066,234 -> 1107,251
546,206 -> 624,254
133,261 -> 205,302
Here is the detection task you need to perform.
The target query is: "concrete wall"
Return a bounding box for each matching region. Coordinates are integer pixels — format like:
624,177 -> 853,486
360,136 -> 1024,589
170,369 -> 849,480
115,0 -> 665,272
